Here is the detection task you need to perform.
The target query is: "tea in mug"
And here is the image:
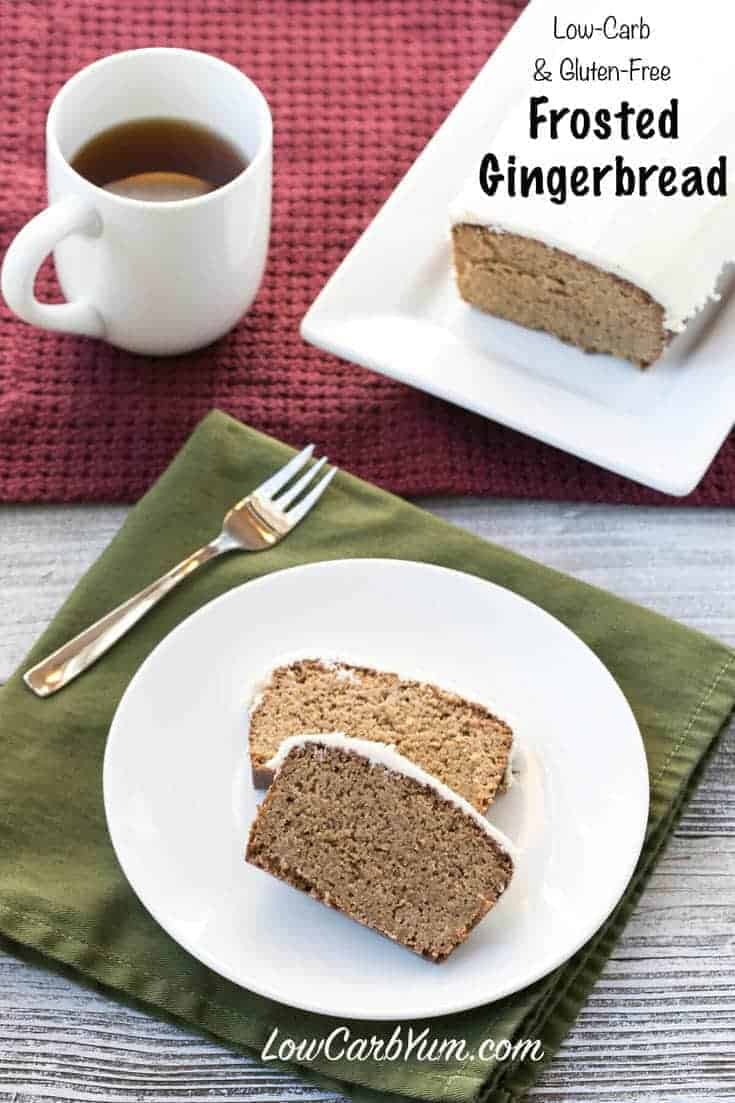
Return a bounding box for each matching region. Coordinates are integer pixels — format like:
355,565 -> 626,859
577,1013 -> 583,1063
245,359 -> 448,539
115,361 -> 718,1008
71,117 -> 249,201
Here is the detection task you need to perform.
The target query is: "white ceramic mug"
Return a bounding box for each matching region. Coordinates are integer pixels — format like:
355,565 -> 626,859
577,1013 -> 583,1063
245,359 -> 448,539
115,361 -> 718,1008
1,48 -> 272,355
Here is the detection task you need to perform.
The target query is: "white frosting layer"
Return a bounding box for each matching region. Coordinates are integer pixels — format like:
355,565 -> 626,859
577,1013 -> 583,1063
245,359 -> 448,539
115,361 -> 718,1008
449,2 -> 735,333
266,732 -> 519,862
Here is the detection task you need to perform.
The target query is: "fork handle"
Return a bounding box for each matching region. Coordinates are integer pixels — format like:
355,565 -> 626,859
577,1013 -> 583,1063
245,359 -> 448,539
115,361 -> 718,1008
24,539 -> 226,698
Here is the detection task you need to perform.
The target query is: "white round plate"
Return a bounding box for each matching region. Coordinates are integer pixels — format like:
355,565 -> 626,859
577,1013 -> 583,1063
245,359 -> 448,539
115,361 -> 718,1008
104,558 -> 648,1020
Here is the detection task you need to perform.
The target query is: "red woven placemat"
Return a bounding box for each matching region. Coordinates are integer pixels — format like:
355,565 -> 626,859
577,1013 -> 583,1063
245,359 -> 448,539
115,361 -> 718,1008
0,1 -> 733,505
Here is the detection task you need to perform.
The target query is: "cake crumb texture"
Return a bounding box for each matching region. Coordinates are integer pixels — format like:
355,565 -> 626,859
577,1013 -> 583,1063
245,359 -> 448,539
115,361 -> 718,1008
248,658 -> 514,813
246,741 -> 514,962
452,224 -> 670,368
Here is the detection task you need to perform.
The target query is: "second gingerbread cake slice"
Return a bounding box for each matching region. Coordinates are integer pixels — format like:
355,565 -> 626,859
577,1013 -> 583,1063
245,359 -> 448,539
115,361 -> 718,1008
246,734 -> 516,962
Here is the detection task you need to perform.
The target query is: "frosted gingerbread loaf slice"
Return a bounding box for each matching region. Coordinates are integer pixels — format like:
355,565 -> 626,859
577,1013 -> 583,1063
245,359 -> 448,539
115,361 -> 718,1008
247,657 -> 515,813
451,224 -> 671,368
245,734 -> 516,962
448,8 -> 734,369
449,124 -> 733,370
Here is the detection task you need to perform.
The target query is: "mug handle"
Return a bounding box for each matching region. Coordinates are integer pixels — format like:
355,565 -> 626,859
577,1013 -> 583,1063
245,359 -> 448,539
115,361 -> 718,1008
1,195 -> 106,338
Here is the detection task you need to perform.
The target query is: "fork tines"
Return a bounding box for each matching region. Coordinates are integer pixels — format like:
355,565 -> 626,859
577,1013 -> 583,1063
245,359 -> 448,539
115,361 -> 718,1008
254,444 -> 337,520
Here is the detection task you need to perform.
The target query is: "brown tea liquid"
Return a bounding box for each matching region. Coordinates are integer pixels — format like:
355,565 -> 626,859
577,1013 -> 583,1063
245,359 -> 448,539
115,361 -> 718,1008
70,117 -> 248,201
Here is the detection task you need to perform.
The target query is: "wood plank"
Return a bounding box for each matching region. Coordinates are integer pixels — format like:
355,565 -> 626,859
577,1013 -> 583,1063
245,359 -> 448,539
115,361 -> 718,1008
0,501 -> 733,1102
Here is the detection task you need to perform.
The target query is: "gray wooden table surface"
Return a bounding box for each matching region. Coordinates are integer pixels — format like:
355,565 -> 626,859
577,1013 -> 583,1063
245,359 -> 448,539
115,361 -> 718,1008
1,500 -> 733,1103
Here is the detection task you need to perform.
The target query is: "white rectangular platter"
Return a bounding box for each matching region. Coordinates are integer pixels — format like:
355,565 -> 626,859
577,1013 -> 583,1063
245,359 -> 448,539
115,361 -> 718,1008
301,2 -> 735,496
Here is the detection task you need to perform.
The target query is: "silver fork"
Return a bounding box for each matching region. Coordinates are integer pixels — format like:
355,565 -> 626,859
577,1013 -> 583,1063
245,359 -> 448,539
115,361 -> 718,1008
25,446 -> 337,698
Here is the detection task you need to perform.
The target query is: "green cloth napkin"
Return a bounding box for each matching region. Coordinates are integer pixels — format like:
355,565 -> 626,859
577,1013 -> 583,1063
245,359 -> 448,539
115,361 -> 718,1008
1,411 -> 733,1103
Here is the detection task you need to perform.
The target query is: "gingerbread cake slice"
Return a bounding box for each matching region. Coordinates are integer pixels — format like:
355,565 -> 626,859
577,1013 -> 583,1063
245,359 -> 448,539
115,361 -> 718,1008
245,734 -> 516,962
451,224 -> 671,368
247,657 -> 515,813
